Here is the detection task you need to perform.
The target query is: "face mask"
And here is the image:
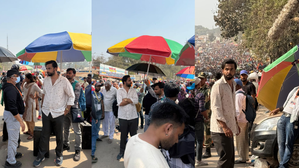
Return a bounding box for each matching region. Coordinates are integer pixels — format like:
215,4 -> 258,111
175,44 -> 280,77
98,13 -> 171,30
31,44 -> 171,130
16,76 -> 20,83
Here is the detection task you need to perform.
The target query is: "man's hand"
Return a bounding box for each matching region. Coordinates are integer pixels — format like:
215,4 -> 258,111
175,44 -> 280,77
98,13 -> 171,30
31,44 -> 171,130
95,119 -> 98,124
223,126 -> 233,138
64,109 -> 69,116
126,98 -> 133,104
270,108 -> 280,116
143,79 -> 150,87
20,121 -> 25,132
30,94 -> 35,99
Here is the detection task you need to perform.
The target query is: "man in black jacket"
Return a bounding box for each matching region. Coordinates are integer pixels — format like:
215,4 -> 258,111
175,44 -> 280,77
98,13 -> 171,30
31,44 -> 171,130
3,69 -> 25,168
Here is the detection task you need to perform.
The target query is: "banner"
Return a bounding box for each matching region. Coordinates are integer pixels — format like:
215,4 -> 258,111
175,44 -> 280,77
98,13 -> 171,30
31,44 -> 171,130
99,63 -> 128,78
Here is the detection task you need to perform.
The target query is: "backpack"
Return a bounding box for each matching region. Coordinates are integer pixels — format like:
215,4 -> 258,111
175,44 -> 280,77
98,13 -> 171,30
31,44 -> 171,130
71,80 -> 86,111
237,91 -> 256,122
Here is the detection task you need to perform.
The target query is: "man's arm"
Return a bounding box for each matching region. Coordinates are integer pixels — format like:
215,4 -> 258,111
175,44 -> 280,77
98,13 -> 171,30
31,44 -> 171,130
117,90 -> 128,106
64,80 -> 75,115
144,80 -> 157,99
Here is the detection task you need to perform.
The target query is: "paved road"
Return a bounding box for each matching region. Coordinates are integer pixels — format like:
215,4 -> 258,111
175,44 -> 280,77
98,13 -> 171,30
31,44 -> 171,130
0,105 -> 91,168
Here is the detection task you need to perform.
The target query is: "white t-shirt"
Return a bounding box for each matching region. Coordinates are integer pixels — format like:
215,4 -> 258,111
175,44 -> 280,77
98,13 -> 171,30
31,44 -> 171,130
284,92 -> 297,114
124,134 -> 170,168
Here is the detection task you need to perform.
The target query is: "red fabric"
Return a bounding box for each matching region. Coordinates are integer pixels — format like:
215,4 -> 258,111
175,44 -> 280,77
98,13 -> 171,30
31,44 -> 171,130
125,35 -> 171,57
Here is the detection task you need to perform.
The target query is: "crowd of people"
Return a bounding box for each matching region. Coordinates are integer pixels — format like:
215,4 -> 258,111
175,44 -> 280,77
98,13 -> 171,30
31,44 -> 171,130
2,57 -> 297,168
195,40 -> 264,75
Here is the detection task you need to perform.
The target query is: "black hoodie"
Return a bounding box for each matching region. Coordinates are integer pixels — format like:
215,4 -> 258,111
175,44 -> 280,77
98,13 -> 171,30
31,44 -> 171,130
2,82 -> 25,116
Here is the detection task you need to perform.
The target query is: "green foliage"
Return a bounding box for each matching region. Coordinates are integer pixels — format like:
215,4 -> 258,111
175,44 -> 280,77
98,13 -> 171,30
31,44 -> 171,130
215,0 -> 299,61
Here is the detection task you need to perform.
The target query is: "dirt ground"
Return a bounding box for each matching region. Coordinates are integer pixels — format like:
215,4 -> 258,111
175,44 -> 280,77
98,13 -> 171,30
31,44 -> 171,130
0,105 -> 91,168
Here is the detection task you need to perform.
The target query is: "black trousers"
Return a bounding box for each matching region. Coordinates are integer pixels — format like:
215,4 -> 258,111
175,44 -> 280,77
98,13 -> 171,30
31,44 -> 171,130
119,118 -> 138,154
211,132 -> 235,168
3,121 -> 20,145
85,107 -> 91,124
38,112 -> 64,159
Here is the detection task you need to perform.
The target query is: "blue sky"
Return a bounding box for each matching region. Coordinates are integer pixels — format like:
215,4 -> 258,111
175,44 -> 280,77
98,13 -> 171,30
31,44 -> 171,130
92,0 -> 195,58
195,0 -> 218,28
0,0 -> 91,55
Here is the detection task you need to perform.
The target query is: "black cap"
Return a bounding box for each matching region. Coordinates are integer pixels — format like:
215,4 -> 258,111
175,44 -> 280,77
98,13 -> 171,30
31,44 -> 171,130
7,69 -> 19,77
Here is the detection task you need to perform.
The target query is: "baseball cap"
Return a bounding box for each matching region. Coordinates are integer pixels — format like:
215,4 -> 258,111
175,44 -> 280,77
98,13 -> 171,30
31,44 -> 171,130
198,72 -> 207,79
234,79 -> 243,87
240,70 -> 248,75
194,77 -> 201,85
187,83 -> 195,90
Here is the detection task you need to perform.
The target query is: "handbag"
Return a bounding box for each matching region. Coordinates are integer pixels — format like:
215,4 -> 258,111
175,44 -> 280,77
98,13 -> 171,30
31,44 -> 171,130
71,107 -> 84,123
135,102 -> 142,112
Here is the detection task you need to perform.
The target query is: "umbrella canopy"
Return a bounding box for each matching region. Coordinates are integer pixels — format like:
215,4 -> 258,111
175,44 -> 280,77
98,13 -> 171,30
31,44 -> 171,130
0,46 -> 18,62
107,35 -> 183,65
176,66 -> 195,79
19,65 -> 33,71
19,60 -> 45,66
257,45 -> 299,110
126,63 -> 165,76
175,35 -> 195,66
16,31 -> 91,63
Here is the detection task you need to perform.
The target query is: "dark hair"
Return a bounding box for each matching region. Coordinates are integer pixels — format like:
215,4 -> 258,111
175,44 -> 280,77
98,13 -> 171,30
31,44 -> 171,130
178,98 -> 195,127
25,73 -> 35,83
88,74 -> 92,77
164,82 -> 180,98
153,82 -> 165,89
45,60 -> 58,68
151,102 -> 187,127
215,72 -> 222,80
67,68 -> 76,74
221,59 -> 237,70
122,75 -> 130,84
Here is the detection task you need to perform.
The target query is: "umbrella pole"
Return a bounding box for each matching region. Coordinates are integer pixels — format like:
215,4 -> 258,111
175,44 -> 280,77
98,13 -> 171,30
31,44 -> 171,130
146,55 -> 151,78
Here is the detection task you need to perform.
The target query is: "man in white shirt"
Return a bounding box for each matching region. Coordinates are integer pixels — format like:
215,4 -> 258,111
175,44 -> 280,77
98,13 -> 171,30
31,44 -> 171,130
33,60 -> 75,167
210,59 -> 240,168
124,102 -> 187,168
101,80 -> 117,144
234,79 -> 249,164
270,86 -> 299,168
116,75 -> 138,160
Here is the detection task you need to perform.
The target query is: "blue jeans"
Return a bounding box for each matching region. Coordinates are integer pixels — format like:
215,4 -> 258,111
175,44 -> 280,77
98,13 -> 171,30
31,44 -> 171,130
195,122 -> 204,161
91,110 -> 102,156
277,115 -> 299,168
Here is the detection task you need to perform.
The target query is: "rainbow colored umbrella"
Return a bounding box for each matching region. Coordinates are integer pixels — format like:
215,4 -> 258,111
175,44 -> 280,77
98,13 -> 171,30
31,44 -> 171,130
16,31 -> 91,65
257,46 -> 299,111
176,66 -> 195,79
175,35 -> 195,66
107,35 -> 183,65
19,65 -> 33,71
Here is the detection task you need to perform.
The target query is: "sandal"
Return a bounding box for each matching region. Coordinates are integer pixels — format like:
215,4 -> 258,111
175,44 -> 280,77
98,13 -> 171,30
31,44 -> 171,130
27,135 -> 33,140
24,131 -> 30,135
92,156 -> 98,163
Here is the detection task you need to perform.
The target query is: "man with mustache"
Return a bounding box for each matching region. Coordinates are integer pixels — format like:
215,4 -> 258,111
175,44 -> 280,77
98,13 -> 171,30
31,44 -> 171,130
210,59 -> 240,168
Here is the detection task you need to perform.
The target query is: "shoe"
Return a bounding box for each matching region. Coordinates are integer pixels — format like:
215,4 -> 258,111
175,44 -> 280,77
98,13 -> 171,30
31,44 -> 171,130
107,139 -> 113,144
92,156 -> 98,163
96,138 -> 102,141
202,147 -> 211,158
6,152 -> 23,159
63,144 -> 70,151
116,153 -> 124,160
235,160 -> 246,164
195,160 -> 208,166
101,135 -> 108,139
139,126 -> 143,129
2,138 -> 8,142
54,156 -> 63,166
37,115 -> 41,120
5,161 -> 22,168
73,150 -> 80,161
33,157 -> 45,167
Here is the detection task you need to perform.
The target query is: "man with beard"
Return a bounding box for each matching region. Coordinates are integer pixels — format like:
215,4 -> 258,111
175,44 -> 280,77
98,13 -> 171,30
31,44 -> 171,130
210,59 -> 240,168
116,75 -> 138,160
63,68 -> 82,161
33,60 -> 75,167
124,102 -> 187,168
240,70 -> 257,109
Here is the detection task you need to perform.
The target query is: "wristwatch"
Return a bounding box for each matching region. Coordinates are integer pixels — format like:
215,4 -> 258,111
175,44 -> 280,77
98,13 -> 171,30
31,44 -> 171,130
124,98 -> 127,102
65,108 -> 69,111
